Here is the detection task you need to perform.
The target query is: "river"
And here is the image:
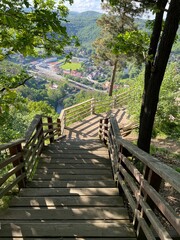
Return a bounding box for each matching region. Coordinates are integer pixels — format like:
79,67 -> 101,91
56,104 -> 64,114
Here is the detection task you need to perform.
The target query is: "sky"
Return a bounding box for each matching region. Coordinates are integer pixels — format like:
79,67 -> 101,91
65,0 -> 103,13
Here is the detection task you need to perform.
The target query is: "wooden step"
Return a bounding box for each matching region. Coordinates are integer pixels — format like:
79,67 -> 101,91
26,180 -> 116,188
35,168 -> 112,175
0,134 -> 136,239
0,237 -> 137,240
40,157 -> 110,164
33,174 -> 113,181
43,146 -> 108,154
0,222 -> 136,238
19,188 -> 120,197
37,163 -> 111,169
45,145 -> 107,150
9,196 -> 123,208
41,153 -> 109,158
0,207 -> 129,221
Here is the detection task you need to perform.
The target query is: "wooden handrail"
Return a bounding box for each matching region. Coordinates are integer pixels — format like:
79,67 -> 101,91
63,98 -> 94,111
99,116 -> 180,240
59,91 -> 130,129
0,91 -> 129,200
0,115 -> 61,199
0,139 -> 25,151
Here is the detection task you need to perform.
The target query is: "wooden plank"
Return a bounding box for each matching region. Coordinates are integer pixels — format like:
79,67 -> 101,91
0,162 -> 24,186
0,222 -> 136,237
37,163 -> 111,169
0,138 -> 24,151
42,149 -> 108,154
0,153 -> 22,169
116,135 -> 180,192
35,168 -> 111,175
53,141 -> 103,147
45,145 -> 107,150
41,153 -> 109,158
9,196 -> 124,207
0,207 -> 129,220
33,174 -> 113,181
40,157 -> 110,164
0,238 -> 137,240
26,180 -> 116,188
19,188 -> 120,197
63,98 -> 93,111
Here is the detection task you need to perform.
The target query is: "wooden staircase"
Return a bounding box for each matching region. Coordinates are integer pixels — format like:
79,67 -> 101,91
1,98 -> 179,239
0,116 -> 136,239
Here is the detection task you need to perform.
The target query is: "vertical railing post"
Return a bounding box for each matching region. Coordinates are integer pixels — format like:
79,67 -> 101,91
99,118 -> 103,140
47,116 -> 54,143
57,118 -> 61,136
9,142 -> 26,189
63,110 -> 66,129
103,118 -> 109,145
91,98 -> 95,115
37,117 -> 44,149
135,165 -> 162,240
59,110 -> 65,136
113,95 -> 116,108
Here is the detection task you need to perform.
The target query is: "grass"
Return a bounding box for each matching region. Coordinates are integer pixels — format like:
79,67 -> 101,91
150,144 -> 180,159
61,62 -> 82,70
150,144 -> 180,172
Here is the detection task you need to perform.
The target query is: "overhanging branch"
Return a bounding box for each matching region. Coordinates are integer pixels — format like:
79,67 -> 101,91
0,75 -> 33,93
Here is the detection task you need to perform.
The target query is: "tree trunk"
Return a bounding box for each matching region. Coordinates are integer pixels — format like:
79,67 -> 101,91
109,59 -> 118,96
140,0 -> 168,123
138,0 -> 180,153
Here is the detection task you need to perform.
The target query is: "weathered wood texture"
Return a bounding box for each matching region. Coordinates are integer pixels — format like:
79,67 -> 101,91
100,116 -> 180,240
0,138 -> 136,239
64,108 -> 129,140
0,95 -> 129,199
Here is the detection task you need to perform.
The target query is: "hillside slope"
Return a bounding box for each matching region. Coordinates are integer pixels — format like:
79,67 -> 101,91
66,11 -> 102,48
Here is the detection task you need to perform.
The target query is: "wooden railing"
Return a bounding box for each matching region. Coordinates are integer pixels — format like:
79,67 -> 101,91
0,115 -> 61,199
1,92 -> 179,239
59,91 -> 129,135
99,116 -> 180,240
0,92 -> 128,200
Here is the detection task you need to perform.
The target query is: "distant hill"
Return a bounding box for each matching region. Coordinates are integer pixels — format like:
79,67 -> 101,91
66,11 -> 102,48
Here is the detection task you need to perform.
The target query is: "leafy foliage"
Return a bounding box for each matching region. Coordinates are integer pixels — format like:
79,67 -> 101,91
93,2 -> 149,96
113,30 -> 149,62
0,95 -> 57,143
0,0 -> 78,58
125,63 -> 180,138
0,0 -> 79,125
106,0 -> 180,153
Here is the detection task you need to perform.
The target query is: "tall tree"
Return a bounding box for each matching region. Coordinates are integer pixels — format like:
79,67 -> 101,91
137,0 -> 180,152
93,2 -> 137,96
107,0 -> 180,153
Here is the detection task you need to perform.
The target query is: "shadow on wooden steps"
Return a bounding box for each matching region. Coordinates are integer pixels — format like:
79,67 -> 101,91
0,133 -> 136,239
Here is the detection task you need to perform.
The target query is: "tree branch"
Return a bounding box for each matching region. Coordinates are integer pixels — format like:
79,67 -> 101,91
0,76 -> 33,93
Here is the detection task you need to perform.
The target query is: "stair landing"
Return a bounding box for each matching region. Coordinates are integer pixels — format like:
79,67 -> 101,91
64,109 -> 130,139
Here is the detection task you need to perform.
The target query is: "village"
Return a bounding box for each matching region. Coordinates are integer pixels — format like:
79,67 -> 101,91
28,55 -> 120,92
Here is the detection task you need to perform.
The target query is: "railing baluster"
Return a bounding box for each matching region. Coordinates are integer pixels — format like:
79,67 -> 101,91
37,117 -> 44,149
9,143 -> 26,189
98,118 -> 103,140
47,116 -> 54,143
103,118 -> 109,145
91,98 -> 95,115
57,118 -> 61,136
99,116 -> 180,239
